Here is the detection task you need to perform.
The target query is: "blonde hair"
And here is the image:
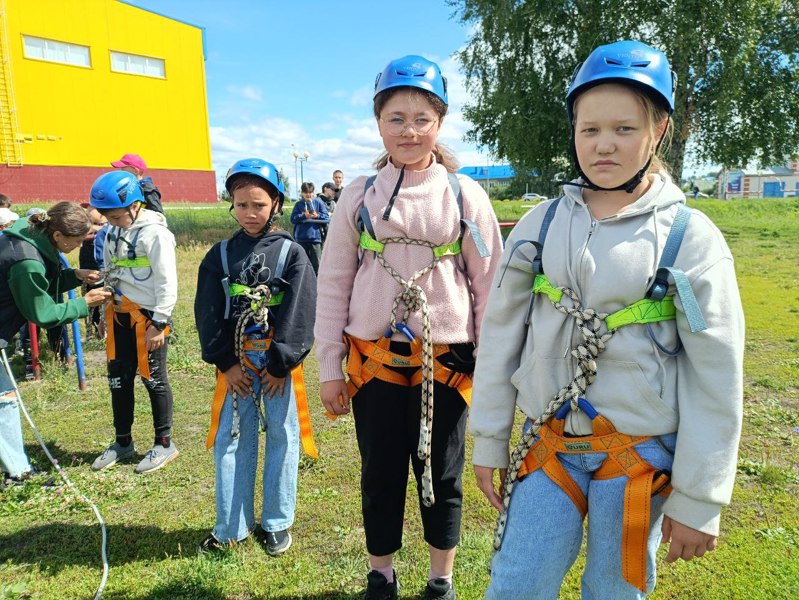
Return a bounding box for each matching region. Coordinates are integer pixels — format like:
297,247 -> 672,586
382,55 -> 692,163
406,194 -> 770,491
373,88 -> 460,173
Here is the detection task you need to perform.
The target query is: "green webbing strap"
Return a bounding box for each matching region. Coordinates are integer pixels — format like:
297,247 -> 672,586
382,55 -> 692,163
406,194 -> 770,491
111,256 -> 150,268
532,274 -> 676,330
229,283 -> 284,306
433,240 -> 461,257
605,296 -> 676,330
359,230 -> 384,253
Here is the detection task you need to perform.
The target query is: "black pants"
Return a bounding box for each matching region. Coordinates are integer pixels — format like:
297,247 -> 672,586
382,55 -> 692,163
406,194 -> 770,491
107,312 -> 173,440
351,343 -> 472,555
298,241 -> 322,274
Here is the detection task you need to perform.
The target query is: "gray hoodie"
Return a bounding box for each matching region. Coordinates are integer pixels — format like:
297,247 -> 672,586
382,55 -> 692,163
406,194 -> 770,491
104,208 -> 177,323
470,174 -> 744,535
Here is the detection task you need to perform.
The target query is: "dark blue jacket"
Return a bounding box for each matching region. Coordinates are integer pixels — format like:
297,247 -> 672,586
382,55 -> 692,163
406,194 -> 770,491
290,198 -> 329,243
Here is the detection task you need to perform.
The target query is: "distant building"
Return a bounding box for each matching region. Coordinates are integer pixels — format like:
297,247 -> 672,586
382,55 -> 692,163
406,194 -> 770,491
458,165 -> 515,193
0,0 -> 215,202
718,160 -> 799,198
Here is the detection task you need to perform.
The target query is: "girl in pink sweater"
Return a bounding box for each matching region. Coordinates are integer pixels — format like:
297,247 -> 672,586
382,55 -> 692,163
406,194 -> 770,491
315,55 -> 502,600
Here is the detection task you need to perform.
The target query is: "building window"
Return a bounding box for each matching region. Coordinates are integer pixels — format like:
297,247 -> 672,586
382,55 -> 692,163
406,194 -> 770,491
110,51 -> 165,78
23,35 -> 91,67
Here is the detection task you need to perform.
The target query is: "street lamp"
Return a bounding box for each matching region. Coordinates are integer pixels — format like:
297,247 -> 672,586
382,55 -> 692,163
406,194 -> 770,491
292,148 -> 310,196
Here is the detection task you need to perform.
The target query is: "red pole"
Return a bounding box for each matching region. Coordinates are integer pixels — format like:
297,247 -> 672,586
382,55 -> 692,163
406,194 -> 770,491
27,321 -> 41,380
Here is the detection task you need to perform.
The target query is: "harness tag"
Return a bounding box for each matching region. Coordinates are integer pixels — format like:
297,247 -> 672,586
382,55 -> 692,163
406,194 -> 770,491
391,356 -> 412,366
564,441 -> 592,451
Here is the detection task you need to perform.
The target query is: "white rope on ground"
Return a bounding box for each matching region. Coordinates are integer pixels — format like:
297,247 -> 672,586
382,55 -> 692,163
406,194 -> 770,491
230,284 -> 272,438
1,347 -> 109,600
492,285 -> 616,552
374,236 -> 440,507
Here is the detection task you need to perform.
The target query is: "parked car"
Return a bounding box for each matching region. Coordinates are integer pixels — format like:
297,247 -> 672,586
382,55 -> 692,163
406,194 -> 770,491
521,192 -> 546,201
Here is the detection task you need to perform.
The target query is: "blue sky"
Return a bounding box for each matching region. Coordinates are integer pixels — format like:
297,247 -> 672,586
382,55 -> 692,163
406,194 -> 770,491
127,0 -> 489,193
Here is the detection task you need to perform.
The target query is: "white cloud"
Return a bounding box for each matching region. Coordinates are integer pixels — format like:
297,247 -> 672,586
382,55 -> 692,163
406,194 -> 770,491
226,84 -> 263,102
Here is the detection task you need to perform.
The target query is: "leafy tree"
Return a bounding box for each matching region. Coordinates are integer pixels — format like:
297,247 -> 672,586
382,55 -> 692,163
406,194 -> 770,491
452,0 -> 799,184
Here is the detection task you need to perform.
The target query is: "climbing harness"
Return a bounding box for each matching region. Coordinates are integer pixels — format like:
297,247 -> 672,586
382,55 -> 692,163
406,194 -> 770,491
105,225 -> 153,282
207,238 -> 318,458
492,199 -> 707,591
349,173 -> 490,507
1,344 -> 109,600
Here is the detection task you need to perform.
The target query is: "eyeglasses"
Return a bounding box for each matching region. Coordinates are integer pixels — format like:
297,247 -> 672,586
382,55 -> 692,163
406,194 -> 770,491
380,116 -> 439,136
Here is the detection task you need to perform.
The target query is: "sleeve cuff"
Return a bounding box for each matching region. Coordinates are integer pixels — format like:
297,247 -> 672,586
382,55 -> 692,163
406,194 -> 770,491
215,355 -> 239,374
472,436 -> 510,469
662,490 -> 722,535
319,355 -> 346,383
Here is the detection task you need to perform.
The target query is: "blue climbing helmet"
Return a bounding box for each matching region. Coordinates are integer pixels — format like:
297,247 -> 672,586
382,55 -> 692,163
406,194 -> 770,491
90,171 -> 144,210
225,158 -> 285,203
564,41 -> 675,193
566,40 -> 675,124
374,55 -> 448,105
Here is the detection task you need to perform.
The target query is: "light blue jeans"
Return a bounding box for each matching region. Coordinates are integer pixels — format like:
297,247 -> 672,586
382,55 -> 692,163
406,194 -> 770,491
212,340 -> 300,543
0,356 -> 33,478
485,432 -> 677,600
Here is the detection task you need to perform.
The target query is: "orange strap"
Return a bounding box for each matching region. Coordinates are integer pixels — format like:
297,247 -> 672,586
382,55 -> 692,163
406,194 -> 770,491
205,336 -> 317,458
344,335 -> 472,405
105,295 -> 170,380
517,414 -> 670,593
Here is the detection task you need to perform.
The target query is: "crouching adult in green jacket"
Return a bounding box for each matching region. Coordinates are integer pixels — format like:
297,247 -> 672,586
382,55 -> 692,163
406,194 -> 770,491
0,201 -> 111,479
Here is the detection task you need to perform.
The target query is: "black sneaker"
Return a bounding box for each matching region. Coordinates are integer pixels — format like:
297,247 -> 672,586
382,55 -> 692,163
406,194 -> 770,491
255,526 -> 292,556
362,570 -> 399,600
423,577 -> 456,600
197,533 -> 228,555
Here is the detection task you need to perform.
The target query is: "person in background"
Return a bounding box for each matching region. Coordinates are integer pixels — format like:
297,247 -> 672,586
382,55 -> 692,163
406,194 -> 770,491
111,153 -> 164,215
318,182 -> 337,243
332,169 -> 345,202
79,203 -> 108,339
0,208 -> 19,232
0,194 -> 13,209
289,182 -> 329,274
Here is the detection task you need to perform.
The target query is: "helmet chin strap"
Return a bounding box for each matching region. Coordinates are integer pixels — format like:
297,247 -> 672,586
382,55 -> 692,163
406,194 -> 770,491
561,125 -> 668,194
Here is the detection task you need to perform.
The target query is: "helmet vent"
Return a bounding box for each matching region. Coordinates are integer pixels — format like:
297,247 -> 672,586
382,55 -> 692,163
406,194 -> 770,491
605,58 -> 623,65
631,61 -> 651,68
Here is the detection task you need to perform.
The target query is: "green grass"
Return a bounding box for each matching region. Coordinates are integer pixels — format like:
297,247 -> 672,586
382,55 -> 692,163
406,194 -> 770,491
1,199 -> 798,599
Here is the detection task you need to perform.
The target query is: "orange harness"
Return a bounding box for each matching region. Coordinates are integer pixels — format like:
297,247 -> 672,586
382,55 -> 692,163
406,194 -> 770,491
343,335 -> 472,406
105,294 -> 170,380
205,336 -> 318,459
517,406 -> 671,593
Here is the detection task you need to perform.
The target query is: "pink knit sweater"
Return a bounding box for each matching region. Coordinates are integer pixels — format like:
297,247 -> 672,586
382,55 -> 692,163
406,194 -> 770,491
314,159 -> 503,382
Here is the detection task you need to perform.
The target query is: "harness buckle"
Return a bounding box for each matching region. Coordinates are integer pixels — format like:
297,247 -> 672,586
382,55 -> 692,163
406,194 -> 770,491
651,469 -> 672,496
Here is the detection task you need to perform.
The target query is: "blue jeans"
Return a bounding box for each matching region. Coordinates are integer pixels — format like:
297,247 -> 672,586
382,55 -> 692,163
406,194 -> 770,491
212,340 -> 300,543
0,357 -> 33,478
485,432 -> 677,600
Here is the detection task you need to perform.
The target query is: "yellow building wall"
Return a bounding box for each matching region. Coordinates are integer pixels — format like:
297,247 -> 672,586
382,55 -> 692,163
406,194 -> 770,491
3,0 -> 211,170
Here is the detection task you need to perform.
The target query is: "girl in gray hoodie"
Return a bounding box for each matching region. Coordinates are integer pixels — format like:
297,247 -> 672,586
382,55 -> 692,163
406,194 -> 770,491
470,41 -> 744,599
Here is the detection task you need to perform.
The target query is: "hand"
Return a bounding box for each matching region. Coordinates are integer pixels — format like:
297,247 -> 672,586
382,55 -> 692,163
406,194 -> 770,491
661,516 -> 718,563
474,465 -> 508,512
144,325 -> 165,352
75,269 -> 102,283
222,363 -> 252,398
84,288 -> 112,307
260,370 -> 286,399
321,379 -> 350,417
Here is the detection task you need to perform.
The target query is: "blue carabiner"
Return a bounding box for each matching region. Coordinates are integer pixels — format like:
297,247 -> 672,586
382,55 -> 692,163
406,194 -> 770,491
395,323 -> 415,342
555,398 -> 599,420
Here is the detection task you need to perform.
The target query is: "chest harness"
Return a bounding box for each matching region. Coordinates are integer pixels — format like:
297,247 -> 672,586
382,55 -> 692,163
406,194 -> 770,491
102,226 -> 164,381
205,238 -> 318,459
493,199 -> 707,592
344,173 -> 490,507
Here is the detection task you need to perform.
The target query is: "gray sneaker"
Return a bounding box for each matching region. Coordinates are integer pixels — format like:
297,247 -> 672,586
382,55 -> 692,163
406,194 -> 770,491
134,443 -> 179,474
92,441 -> 136,471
